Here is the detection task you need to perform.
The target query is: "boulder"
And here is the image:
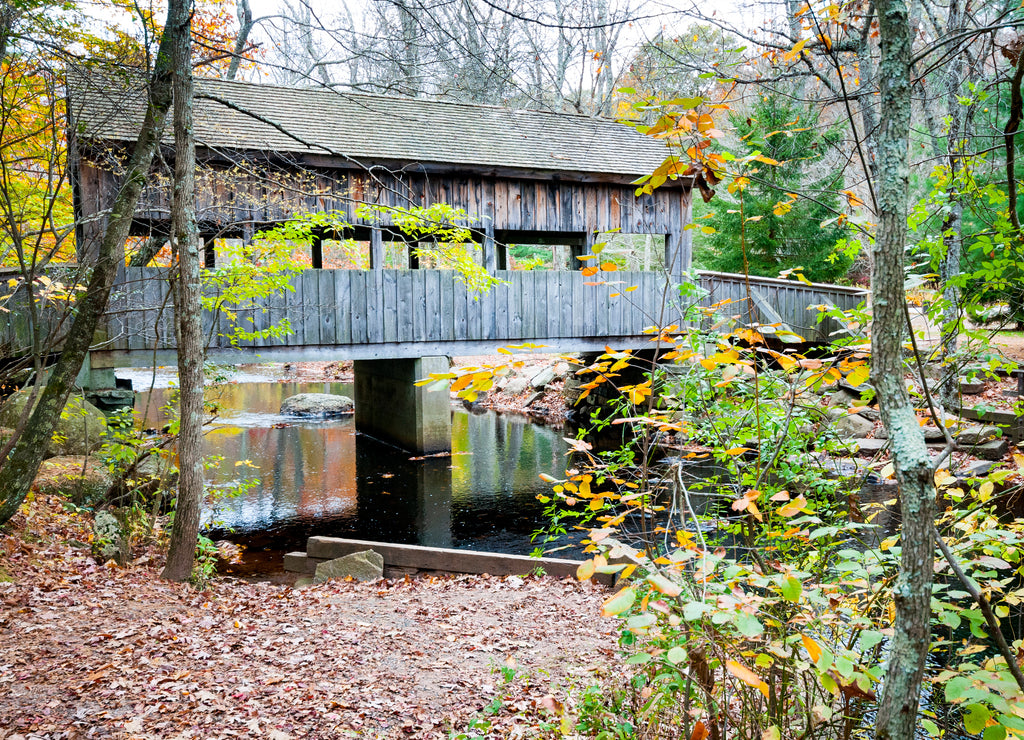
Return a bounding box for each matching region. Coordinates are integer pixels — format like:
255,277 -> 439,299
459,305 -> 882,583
280,393 -> 354,418
0,388 -> 107,457
503,377 -> 530,395
964,439 -> 1009,461
92,510 -> 126,564
314,550 -> 384,583
529,366 -> 557,389
834,413 -> 874,439
33,455 -> 112,506
553,361 -> 570,378
956,424 -> 1001,446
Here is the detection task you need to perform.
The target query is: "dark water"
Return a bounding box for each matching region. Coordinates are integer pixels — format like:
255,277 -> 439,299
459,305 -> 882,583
129,373 -> 572,574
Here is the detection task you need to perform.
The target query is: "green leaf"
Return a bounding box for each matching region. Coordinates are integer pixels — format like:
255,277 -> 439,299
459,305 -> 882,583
625,652 -> 652,665
734,612 -> 764,637
984,726 -> 1007,740
945,676 -> 972,703
858,630 -> 884,651
601,587 -> 636,617
921,719 -> 940,737
780,576 -> 802,602
964,704 -> 992,735
683,601 -> 711,620
666,646 -> 687,665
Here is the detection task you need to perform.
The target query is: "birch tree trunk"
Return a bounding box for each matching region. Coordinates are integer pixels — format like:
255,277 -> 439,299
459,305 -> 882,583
873,0 -> 937,735
161,0 -> 205,583
0,2 -> 181,526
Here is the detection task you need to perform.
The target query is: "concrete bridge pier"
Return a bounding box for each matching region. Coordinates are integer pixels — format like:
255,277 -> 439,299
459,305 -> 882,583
353,356 -> 452,454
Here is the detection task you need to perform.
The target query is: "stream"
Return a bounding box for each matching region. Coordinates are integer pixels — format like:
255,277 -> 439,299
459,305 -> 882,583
121,367 -> 573,577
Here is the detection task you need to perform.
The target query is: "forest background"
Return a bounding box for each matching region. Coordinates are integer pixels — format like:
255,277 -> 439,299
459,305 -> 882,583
3,0 -> 1024,738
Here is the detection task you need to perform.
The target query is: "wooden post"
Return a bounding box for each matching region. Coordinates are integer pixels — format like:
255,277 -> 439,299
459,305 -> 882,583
203,235 -> 216,268
666,193 -> 693,277
370,228 -> 385,269
311,232 -> 323,269
482,217 -> 497,271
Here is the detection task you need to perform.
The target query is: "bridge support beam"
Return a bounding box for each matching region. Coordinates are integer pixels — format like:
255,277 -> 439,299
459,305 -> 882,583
353,356 -> 452,454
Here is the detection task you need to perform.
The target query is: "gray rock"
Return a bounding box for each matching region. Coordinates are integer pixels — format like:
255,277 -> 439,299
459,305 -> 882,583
280,393 -> 354,418
963,439 -> 1008,461
504,377 -> 530,395
529,366 -> 557,389
314,550 -> 384,583
0,388 -> 106,457
553,361 -> 570,378
85,388 -> 135,414
874,424 -> 947,442
828,390 -> 861,408
959,379 -> 985,395
524,391 -> 545,408
957,424 -> 1001,446
33,455 -> 113,506
92,511 -> 126,564
835,413 -> 875,439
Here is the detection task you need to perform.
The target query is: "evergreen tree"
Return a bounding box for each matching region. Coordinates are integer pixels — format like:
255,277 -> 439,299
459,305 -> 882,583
695,93 -> 852,283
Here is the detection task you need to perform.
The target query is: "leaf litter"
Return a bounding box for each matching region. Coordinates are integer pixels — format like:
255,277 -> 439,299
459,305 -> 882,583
0,496 -> 615,738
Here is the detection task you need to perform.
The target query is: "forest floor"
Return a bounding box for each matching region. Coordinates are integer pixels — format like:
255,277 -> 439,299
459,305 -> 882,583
0,496 -> 616,740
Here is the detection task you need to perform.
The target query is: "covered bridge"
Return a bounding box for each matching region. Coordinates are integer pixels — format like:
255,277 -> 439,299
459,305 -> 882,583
62,75 -> 865,452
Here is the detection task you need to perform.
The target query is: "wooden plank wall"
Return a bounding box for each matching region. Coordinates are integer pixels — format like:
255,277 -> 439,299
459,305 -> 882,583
95,267 -> 868,358
81,163 -> 689,238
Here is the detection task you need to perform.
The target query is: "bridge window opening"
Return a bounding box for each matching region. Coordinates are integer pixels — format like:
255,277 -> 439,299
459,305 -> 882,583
594,232 -> 667,272
319,238 -> 370,269
507,244 -> 574,271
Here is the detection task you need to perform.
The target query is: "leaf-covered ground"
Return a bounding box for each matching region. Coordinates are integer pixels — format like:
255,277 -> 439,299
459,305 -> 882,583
0,497 -> 615,739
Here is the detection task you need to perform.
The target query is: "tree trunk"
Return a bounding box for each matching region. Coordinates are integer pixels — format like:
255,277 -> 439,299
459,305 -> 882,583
938,0 -> 967,408
162,0 -> 205,583
0,4 -> 181,527
225,0 -> 253,80
873,0 -> 937,737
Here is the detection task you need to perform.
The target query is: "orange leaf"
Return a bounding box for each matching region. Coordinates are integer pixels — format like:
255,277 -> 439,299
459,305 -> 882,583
802,634 -> 822,663
726,660 -> 770,698
689,720 -> 710,740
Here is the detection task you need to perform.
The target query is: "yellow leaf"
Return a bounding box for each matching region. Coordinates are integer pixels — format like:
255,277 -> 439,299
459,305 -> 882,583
577,559 -> 596,581
726,660 -> 770,698
783,37 -> 809,62
778,494 -> 808,517
724,447 -> 750,456
846,364 -> 870,388
646,573 -> 683,597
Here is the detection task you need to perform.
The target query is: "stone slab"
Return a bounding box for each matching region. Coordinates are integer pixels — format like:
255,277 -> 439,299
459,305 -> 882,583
301,537 -> 613,584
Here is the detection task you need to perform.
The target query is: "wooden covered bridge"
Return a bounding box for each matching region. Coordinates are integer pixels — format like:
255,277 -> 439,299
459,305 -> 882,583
54,75 -> 867,451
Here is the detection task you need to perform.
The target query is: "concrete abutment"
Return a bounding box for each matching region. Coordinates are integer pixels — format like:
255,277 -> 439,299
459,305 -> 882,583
353,356 -> 452,454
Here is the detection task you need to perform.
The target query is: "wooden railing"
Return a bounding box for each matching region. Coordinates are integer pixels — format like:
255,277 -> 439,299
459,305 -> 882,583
0,266 -> 868,364
84,267 -> 867,364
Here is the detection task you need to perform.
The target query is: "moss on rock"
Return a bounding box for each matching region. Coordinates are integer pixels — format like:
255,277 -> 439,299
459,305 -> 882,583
0,388 -> 107,457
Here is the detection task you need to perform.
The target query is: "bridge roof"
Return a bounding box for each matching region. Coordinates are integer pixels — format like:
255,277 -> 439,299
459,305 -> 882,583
69,72 -> 677,181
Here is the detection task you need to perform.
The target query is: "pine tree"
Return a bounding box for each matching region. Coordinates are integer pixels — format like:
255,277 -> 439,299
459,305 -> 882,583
696,93 -> 852,283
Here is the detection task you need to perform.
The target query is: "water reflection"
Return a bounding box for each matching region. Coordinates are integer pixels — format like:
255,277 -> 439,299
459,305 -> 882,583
134,378 -> 569,561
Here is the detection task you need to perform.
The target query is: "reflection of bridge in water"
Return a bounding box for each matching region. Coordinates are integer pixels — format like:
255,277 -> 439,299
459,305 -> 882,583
178,391 -> 568,554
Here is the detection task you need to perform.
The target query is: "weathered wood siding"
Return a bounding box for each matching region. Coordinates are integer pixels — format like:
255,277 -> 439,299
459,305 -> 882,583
83,267 -> 866,367
76,161 -> 689,238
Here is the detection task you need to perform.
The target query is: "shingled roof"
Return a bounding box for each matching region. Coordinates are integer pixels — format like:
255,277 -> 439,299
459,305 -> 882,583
69,72 -> 673,180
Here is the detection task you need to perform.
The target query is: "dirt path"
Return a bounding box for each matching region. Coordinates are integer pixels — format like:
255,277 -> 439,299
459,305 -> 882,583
0,498 -> 615,739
